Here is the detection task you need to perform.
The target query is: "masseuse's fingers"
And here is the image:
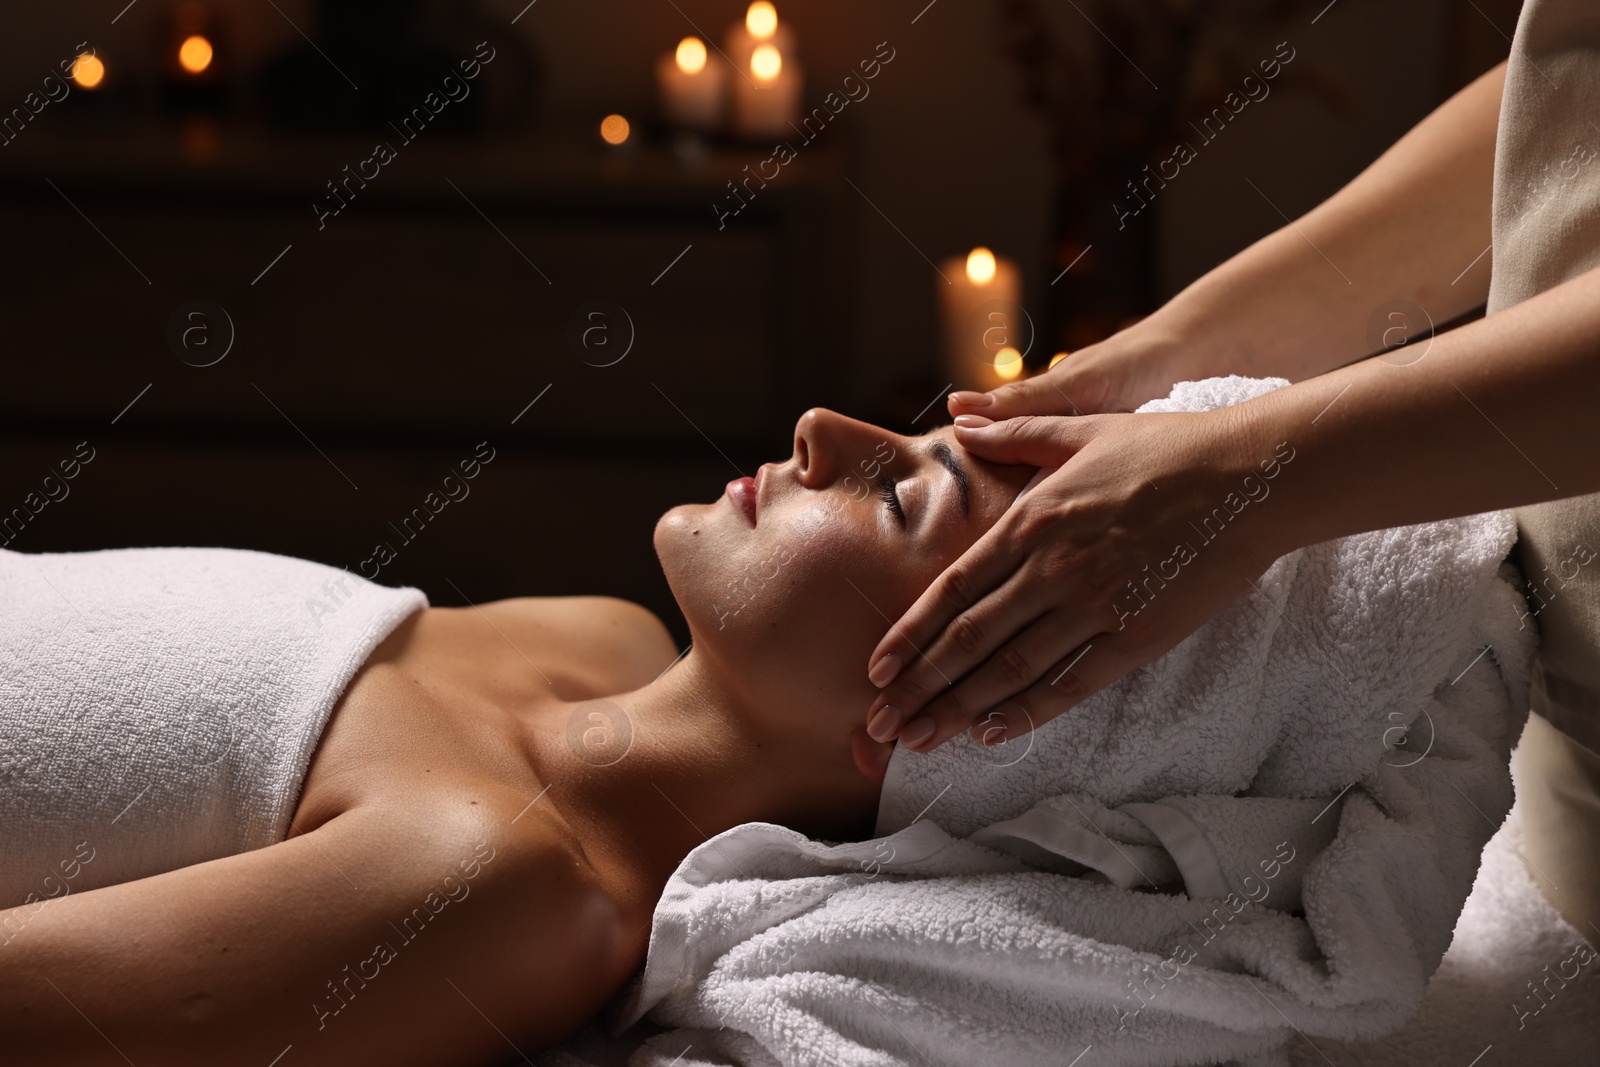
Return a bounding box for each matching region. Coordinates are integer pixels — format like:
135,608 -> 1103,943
893,605 -> 1102,748
865,518 -> 1041,718
889,611 -> 1103,753
864,416 -> 1096,699
949,327 -> 1196,421
899,623 -> 1157,754
868,558 -> 1059,723
948,367 -> 1087,420
952,412 -> 1104,467
963,636 -> 1148,750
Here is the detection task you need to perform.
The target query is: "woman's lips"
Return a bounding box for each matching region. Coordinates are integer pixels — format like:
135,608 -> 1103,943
727,476 -> 757,526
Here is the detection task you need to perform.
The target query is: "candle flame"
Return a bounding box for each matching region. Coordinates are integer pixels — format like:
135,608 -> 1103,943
178,34 -> 213,75
599,114 -> 631,145
675,36 -> 707,75
70,53 -> 105,89
993,347 -> 1023,380
1049,351 -> 1069,368
746,2 -> 778,39
750,44 -> 782,82
966,247 -> 997,285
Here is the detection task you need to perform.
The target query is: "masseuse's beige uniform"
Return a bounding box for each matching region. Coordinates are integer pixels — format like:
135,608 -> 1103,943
1491,0 -> 1600,937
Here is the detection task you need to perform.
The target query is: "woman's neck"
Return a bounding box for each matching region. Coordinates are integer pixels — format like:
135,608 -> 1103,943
523,649 -> 883,903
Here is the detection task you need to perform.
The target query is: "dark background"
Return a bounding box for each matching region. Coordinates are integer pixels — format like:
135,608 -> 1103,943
0,0 -> 1517,645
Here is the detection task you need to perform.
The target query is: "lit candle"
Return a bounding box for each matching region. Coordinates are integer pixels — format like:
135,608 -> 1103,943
655,35 -> 726,130
168,1 -> 221,83
723,1 -> 796,78
724,1 -> 802,139
937,246 -> 1027,392
731,41 -> 803,139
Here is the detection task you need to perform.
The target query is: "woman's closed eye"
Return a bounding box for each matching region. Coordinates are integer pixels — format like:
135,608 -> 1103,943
876,471 -> 906,527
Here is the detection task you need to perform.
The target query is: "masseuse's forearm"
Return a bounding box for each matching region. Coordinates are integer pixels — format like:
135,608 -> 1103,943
1146,60 -> 1505,382
1233,260 -> 1600,555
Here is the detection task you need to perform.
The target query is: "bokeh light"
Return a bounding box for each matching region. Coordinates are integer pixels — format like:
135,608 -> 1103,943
751,44 -> 782,81
70,53 -> 105,90
965,247 -> 997,285
746,2 -> 778,39
178,35 -> 214,75
674,36 -> 707,75
599,114 -> 631,145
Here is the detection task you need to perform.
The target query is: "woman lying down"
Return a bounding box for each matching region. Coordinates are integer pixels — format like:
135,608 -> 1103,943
0,387 -> 1530,1067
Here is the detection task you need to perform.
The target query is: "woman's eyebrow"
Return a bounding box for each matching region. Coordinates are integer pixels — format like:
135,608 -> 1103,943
926,441 -> 970,519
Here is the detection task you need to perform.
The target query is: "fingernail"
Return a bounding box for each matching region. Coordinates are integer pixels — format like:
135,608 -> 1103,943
950,390 -> 993,408
867,703 -> 902,742
953,414 -> 993,429
868,652 -> 901,687
900,717 -> 935,749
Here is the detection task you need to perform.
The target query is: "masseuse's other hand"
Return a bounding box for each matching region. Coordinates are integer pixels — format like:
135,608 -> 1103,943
947,324 -> 1197,420
864,409 -> 1293,752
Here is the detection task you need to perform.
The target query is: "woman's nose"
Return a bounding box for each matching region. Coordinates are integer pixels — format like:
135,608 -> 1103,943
793,408 -> 831,486
793,408 -> 884,489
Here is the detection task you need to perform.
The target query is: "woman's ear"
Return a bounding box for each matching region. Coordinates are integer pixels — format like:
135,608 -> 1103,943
850,724 -> 894,786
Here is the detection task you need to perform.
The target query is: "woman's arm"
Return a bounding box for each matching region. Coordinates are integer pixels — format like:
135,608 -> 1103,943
0,799 -> 621,1066
1146,57 -> 1506,381
955,59 -> 1507,418
1231,255 -> 1600,550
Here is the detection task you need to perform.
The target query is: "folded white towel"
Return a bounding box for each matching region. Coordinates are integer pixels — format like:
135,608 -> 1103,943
0,547 -> 425,910
1286,795 -> 1600,1066
544,375 -> 1535,1067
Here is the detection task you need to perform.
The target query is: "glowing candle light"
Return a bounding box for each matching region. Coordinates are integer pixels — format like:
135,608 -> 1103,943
725,0 -> 798,138
732,43 -> 801,137
178,34 -> 213,74
729,1 -> 793,65
599,113 -> 631,145
70,53 -> 105,90
966,247 -> 997,285
676,36 -> 707,75
747,2 -> 779,39
938,246 -> 1027,391
1048,351 -> 1069,369
178,34 -> 214,75
750,44 -> 782,82
656,35 -> 725,130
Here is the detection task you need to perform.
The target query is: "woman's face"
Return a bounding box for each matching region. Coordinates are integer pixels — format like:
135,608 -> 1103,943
655,408 -> 1035,722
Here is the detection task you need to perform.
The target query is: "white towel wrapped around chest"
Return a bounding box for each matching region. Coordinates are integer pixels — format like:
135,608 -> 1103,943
0,547 -> 426,910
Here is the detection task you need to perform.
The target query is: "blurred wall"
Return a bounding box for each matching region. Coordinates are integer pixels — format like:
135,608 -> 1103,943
0,0 -> 1515,407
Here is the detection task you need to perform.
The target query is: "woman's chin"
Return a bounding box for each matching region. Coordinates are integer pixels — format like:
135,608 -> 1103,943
654,503 -> 739,625
653,502 -> 708,549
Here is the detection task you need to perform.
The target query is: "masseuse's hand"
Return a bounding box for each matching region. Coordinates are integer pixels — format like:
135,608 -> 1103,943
864,409 -> 1293,752
948,322 -> 1202,420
